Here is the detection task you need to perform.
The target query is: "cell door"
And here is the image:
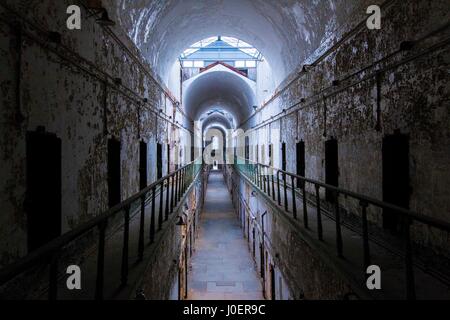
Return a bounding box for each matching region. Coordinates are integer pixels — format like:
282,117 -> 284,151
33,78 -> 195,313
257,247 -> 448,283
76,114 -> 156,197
296,141 -> 305,187
281,142 -> 287,172
325,139 -> 339,202
245,136 -> 250,164
26,129 -> 62,252
167,144 -> 171,175
268,144 -> 273,166
252,227 -> 256,256
157,143 -> 163,179
256,144 -> 259,163
260,244 -> 265,279
270,264 -> 276,300
108,138 -> 121,208
139,141 -> 148,190
382,133 -> 410,233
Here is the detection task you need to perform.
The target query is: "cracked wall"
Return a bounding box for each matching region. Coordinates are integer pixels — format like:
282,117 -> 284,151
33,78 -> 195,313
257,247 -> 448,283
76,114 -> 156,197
251,0 -> 450,253
0,0 -> 189,267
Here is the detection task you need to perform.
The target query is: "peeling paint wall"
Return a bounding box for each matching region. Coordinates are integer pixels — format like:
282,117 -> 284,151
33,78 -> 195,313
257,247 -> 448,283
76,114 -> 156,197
250,0 -> 450,252
225,0 -> 450,299
225,167 -> 352,300
0,0 -> 190,267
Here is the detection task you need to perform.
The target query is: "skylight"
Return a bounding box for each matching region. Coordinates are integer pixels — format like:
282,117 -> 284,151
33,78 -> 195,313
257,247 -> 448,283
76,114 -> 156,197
180,36 -> 263,60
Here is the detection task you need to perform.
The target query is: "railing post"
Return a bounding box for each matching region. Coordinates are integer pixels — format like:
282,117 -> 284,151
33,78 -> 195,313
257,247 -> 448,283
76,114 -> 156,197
263,168 -> 267,193
150,186 -> 156,243
302,184 -> 309,229
175,171 -> 179,204
283,174 -> 288,212
158,182 -> 164,231
333,191 -> 343,258
138,195 -> 145,261
404,217 -> 416,300
179,169 -> 183,199
48,251 -> 58,300
360,200 -> 370,269
165,178 -> 170,220
181,168 -> 185,193
177,170 -> 181,201
170,173 -> 175,212
258,165 -> 262,189
257,165 -> 261,188
177,170 -> 183,203
121,205 -> 130,287
291,175 -> 297,219
315,185 -> 323,241
184,167 -> 188,192
95,219 -> 107,300
271,173 -> 276,201
277,171 -> 281,206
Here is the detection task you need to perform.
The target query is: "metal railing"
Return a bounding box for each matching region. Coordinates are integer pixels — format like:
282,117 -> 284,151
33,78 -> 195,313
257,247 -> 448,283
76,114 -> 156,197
0,159 -> 204,300
233,157 -> 450,300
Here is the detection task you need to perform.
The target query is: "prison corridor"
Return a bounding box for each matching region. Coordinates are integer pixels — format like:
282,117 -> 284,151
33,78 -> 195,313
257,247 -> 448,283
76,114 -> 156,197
187,171 -> 264,300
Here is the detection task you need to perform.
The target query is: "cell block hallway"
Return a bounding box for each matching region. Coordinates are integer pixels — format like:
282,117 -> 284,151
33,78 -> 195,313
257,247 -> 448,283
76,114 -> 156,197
0,0 -> 449,301
188,172 -> 263,300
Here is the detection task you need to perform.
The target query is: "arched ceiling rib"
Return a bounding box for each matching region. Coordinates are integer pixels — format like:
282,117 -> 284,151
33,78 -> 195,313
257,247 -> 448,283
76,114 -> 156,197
201,114 -> 233,133
115,0 -> 362,85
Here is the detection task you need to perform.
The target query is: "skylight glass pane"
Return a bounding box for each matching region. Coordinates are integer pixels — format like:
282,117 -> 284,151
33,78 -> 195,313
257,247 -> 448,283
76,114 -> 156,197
235,61 -> 245,68
246,60 -> 256,68
183,61 -> 193,68
193,60 -> 204,68
180,36 -> 262,61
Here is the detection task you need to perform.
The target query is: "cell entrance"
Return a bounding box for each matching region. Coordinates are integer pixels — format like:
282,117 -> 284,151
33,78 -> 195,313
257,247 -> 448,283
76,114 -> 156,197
382,132 -> 410,233
139,141 -> 147,190
26,129 -> 62,252
325,138 -> 338,202
296,141 -> 305,187
108,138 -> 121,208
157,143 -> 163,180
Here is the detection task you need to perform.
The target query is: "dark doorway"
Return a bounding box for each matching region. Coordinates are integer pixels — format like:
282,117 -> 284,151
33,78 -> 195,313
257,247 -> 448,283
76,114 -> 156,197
382,132 -> 410,233
260,244 -> 265,279
26,129 -> 62,252
252,228 -> 256,256
325,138 -> 339,202
268,144 -> 273,165
256,144 -> 259,163
245,136 -> 250,164
167,144 -> 171,175
108,138 -> 121,208
157,143 -> 163,180
296,141 -> 305,187
270,264 -> 276,300
281,142 -> 287,172
139,141 -> 147,190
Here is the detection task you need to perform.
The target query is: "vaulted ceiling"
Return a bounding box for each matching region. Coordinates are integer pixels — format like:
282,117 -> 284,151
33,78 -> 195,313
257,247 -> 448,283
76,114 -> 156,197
114,0 -> 363,85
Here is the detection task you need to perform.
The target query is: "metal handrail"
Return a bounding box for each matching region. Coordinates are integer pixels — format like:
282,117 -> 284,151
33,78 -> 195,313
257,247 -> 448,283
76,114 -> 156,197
233,156 -> 450,300
237,157 -> 450,232
0,158 -> 204,299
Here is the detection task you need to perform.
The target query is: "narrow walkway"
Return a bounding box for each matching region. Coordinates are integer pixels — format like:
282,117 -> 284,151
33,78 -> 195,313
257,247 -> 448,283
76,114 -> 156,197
188,171 -> 264,300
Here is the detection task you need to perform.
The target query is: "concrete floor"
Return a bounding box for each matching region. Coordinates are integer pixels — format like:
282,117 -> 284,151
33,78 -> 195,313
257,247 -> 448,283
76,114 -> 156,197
187,171 -> 264,300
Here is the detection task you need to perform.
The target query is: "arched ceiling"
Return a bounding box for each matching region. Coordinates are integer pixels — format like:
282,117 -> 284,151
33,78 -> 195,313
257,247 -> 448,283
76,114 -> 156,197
201,114 -> 233,133
184,70 -> 256,125
204,126 -> 227,140
115,0 -> 362,85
